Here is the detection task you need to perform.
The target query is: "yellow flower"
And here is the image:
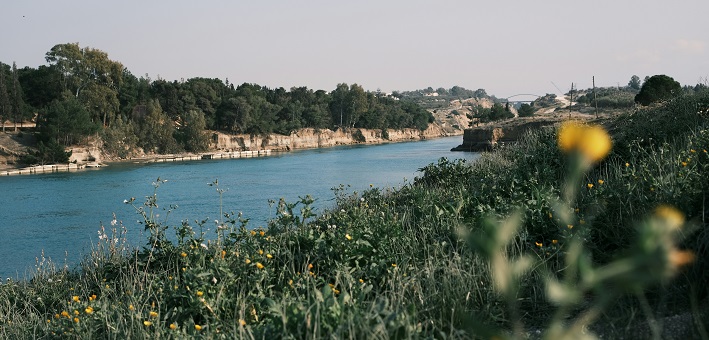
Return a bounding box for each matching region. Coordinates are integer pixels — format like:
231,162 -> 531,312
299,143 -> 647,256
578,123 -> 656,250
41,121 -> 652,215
598,179 -> 604,185
557,121 -> 612,162
654,205 -> 685,230
221,250 -> 226,259
587,183 -> 594,189
579,219 -> 585,225
535,242 -> 543,247
359,279 -> 364,283
308,263 -> 313,270
72,296 -> 80,302
669,250 -> 695,267
61,311 -> 69,318
256,262 -> 265,269
266,253 -> 273,259
143,320 -> 153,327
169,323 -> 177,330
74,310 -> 79,315
149,311 -> 158,318
577,125 -> 612,162
567,224 -> 574,229
245,259 -> 251,264
391,263 -> 397,267
552,239 -> 558,245
259,230 -> 266,237
690,149 -> 696,153
625,162 -> 630,167
345,233 -> 352,240
239,319 -> 247,327
74,317 -> 80,323
196,291 -> 203,297
250,230 -> 256,236
288,279 -> 293,286
128,304 -> 135,311
180,252 -> 187,258
557,120 -> 584,152
195,324 -> 203,331
84,307 -> 94,314
681,161 -> 688,167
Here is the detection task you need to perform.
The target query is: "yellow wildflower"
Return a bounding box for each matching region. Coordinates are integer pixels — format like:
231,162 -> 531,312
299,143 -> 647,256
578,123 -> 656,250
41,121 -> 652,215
221,250 -> 226,259
74,310 -> 79,315
391,263 -> 397,267
535,242 -> 543,247
256,262 -> 265,269
567,224 -> 574,229
61,311 -> 69,318
682,161 -> 688,167
359,279 -> 364,283
552,239 -> 558,245
266,254 -> 273,259
669,250 -> 695,267
84,307 -> 94,314
245,259 -> 251,264
72,296 -> 80,302
259,230 -> 265,237
74,317 -> 79,323
308,263 -> 313,270
169,323 -> 177,330
625,162 -> 630,167
690,149 -> 696,153
180,252 -> 187,258
288,279 -> 293,286
143,320 -> 153,327
239,319 -> 247,327
195,324 -> 203,331
345,233 -> 352,240
128,304 -> 135,311
654,205 -> 685,230
196,291 -> 203,297
598,179 -> 604,184
557,121 -> 612,162
587,183 -> 594,189
579,220 -> 585,225
149,311 -> 158,318
250,230 -> 256,236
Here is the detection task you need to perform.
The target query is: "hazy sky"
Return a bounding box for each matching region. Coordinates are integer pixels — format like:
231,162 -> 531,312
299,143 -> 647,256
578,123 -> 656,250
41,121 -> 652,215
2,1 -> 708,99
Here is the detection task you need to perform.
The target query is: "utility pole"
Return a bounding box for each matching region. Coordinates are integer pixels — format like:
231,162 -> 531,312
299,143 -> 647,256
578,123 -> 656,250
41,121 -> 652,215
593,76 -> 598,118
568,82 -> 574,119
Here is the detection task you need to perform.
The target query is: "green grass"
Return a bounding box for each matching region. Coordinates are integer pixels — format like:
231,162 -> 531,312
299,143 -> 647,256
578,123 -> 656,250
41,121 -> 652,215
1,92 -> 709,339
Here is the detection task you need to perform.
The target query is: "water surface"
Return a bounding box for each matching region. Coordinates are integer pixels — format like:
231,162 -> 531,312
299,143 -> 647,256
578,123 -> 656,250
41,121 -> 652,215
0,136 -> 478,279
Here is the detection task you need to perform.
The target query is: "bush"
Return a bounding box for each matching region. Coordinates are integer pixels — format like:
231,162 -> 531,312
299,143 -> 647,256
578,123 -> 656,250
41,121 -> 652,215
635,74 -> 682,106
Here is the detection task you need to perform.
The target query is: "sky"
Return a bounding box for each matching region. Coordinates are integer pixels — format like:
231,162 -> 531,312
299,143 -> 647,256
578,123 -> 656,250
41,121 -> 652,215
2,0 -> 708,100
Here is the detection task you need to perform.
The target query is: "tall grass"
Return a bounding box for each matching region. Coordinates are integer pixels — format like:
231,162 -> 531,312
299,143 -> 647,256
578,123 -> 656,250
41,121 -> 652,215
1,92 -> 708,338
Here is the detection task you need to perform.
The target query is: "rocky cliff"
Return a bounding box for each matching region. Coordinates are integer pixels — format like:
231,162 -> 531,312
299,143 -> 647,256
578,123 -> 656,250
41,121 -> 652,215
451,119 -> 560,152
213,124 -> 453,152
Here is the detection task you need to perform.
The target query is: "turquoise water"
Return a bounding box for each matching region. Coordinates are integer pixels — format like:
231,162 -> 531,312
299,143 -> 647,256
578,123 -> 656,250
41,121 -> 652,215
0,136 -> 478,279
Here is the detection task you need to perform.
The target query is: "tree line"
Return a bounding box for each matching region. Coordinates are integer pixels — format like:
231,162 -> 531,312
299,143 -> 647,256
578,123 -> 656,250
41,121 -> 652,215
0,43 -> 433,163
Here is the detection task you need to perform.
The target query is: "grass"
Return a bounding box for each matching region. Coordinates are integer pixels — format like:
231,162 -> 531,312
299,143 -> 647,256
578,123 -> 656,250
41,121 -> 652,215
1,92 -> 709,339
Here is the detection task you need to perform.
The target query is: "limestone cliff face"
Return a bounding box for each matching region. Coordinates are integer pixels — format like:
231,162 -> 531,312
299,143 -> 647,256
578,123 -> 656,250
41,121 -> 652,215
214,125 -> 452,152
451,120 -> 558,151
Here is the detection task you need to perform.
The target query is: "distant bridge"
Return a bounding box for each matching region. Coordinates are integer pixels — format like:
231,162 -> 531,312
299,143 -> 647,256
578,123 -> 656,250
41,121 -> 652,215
503,94 -> 543,103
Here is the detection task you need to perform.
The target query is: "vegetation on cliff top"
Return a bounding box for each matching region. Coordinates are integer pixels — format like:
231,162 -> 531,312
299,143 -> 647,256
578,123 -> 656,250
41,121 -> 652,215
1,89 -> 707,339
1,43 -> 436,164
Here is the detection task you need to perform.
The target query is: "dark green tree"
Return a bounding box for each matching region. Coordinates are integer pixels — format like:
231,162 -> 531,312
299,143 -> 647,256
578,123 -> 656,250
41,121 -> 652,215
628,75 -> 642,90
518,103 -> 536,117
135,100 -> 180,154
38,97 -> 98,146
634,74 -> 682,106
0,63 -> 9,131
175,110 -> 210,152
11,62 -> 26,131
101,115 -> 139,158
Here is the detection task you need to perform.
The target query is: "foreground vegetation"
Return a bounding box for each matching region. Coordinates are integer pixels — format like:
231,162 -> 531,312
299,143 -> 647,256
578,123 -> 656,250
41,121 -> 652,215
1,92 -> 708,339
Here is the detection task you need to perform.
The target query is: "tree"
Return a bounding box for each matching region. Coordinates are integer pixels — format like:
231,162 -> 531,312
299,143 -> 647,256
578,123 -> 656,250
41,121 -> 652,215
0,63 -> 9,131
518,103 -> 536,117
175,110 -> 210,152
38,97 -> 98,146
11,62 -> 25,131
135,100 -> 180,154
634,75 -> 682,106
628,75 -> 642,90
